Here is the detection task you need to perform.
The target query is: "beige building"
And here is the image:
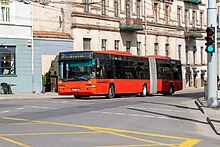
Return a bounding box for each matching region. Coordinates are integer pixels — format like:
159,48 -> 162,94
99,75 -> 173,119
32,0 -> 208,88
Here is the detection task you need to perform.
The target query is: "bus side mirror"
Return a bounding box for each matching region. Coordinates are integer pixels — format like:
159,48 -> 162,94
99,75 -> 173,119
92,59 -> 96,65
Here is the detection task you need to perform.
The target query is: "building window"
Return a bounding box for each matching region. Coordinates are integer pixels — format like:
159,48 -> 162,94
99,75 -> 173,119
165,5 -> 169,24
185,9 -> 189,28
201,47 -> 203,64
193,46 -> 196,64
186,46 -> 189,64
177,8 -> 181,26
101,0 -> 106,15
126,41 -> 131,53
0,0 -> 10,22
126,0 -> 130,18
137,42 -> 141,56
83,38 -> 91,50
165,44 -> 170,57
84,0 -> 89,13
192,11 -> 196,28
200,11 -> 203,28
115,40 -> 119,51
101,39 -> 107,51
178,45 -> 181,60
0,46 -> 15,75
154,2 -> 158,22
154,43 -> 159,55
114,0 -> 119,17
137,0 -> 140,19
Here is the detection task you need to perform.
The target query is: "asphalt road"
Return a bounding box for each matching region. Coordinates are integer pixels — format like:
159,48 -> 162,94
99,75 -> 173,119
0,88 -> 219,147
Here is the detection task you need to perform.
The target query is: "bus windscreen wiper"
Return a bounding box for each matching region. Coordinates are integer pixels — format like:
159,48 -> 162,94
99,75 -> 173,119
62,78 -> 76,81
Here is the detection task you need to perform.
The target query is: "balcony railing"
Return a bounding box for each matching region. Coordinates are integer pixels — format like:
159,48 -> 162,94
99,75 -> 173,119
120,18 -> 144,31
184,0 -> 202,4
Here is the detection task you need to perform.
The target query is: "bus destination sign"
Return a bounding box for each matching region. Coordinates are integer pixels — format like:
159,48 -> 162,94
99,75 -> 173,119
59,52 -> 93,60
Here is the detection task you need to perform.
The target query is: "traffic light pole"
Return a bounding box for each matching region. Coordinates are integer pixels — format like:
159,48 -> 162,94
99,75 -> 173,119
207,0 -> 219,107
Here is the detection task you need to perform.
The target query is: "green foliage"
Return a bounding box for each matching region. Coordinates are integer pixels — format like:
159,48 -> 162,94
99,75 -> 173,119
42,74 -> 47,86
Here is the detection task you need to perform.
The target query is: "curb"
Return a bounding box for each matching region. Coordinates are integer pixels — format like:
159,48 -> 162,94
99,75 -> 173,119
195,99 -> 204,114
195,99 -> 220,135
206,117 -> 219,135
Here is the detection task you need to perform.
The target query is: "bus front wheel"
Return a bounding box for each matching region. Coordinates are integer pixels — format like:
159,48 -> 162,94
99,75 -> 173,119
140,84 -> 147,97
163,85 -> 173,95
106,85 -> 115,98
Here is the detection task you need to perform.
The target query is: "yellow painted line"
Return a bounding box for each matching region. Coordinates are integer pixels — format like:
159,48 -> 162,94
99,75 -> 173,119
0,117 -> 28,121
94,130 -> 177,147
97,143 -> 170,147
7,122 -> 37,126
0,116 -> 200,147
0,131 -> 100,137
0,136 -> 30,147
31,120 -> 179,147
177,139 -> 201,147
96,127 -> 201,147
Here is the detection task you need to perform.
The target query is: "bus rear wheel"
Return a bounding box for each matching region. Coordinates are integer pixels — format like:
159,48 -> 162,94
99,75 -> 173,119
163,85 -> 173,95
74,95 -> 82,99
106,85 -> 115,98
168,85 -> 173,95
140,84 -> 147,97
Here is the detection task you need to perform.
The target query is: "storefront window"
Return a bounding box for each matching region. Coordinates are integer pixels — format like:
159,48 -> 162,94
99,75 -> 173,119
0,46 -> 15,75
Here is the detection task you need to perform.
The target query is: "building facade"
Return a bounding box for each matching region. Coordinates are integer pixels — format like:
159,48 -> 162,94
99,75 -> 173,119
0,0 -> 35,93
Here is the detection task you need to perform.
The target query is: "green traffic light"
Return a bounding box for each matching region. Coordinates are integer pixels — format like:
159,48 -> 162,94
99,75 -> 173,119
206,45 -> 214,53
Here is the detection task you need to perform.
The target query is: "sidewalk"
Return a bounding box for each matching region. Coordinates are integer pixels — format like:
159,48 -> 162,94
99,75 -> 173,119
195,97 -> 220,135
0,92 -> 74,100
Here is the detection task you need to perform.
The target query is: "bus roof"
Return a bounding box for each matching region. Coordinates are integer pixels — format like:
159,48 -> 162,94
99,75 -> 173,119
95,50 -> 132,56
59,50 -> 175,60
147,55 -> 172,60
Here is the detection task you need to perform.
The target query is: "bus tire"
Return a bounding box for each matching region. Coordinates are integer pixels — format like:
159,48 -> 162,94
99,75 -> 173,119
106,85 -> 115,98
74,95 -> 82,99
168,85 -> 173,95
140,84 -> 148,97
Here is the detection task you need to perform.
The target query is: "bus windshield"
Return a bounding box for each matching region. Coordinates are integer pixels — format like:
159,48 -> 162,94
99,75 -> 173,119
59,60 -> 95,81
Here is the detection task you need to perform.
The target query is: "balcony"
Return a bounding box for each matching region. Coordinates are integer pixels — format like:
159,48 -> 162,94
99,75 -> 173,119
184,0 -> 202,4
120,18 -> 144,31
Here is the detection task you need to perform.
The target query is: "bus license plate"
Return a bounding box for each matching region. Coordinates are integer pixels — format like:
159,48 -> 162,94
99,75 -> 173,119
71,88 -> 80,91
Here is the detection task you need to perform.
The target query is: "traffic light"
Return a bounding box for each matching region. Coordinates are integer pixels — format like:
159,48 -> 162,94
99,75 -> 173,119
205,27 -> 215,53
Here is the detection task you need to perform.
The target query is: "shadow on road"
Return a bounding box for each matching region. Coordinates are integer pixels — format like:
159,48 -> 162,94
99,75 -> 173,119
127,107 -> 208,125
170,92 -> 204,99
140,101 -> 198,110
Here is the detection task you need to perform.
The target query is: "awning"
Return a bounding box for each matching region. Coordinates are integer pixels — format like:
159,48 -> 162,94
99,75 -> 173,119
120,25 -> 144,31
184,0 -> 202,4
185,33 -> 203,39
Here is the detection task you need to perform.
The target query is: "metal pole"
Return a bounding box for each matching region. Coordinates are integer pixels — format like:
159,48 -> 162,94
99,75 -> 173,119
207,0 -> 219,107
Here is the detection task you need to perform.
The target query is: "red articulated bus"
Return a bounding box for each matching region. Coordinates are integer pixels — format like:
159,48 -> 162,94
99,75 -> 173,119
58,50 -> 183,98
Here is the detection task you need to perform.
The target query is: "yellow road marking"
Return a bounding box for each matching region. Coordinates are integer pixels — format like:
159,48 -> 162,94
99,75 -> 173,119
32,120 -> 200,147
98,143 -> 174,147
0,116 -> 200,147
0,117 -> 28,121
177,139 -> 201,147
0,131 -> 100,137
0,136 -> 30,147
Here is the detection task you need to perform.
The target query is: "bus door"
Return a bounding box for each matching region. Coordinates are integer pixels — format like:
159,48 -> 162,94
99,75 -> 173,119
149,58 -> 157,94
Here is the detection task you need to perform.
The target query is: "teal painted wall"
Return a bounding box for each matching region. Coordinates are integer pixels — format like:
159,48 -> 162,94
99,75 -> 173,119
0,38 -> 33,93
